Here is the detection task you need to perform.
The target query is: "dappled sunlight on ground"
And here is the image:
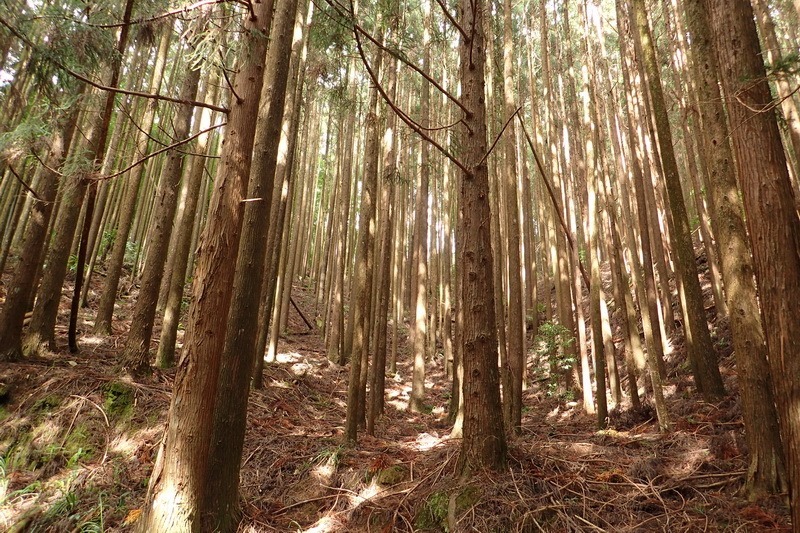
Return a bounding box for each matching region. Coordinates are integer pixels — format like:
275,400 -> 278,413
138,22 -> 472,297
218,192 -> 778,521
0,277 -> 792,531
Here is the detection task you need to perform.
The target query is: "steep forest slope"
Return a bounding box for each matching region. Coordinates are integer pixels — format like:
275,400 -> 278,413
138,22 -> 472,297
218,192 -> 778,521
0,270 -> 790,532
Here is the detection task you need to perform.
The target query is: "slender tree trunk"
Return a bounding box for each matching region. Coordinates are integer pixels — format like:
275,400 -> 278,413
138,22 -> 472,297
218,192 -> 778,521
0,102 -> 79,360
345,34 -> 382,442
94,26 -> 172,334
500,0 -> 525,432
631,0 -> 724,400
156,73 -> 221,368
616,0 -> 670,430
68,0 -> 136,352
122,64 -> 202,372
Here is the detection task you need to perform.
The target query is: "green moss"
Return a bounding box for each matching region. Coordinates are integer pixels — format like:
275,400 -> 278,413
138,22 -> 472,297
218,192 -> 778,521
33,395 -> 60,414
103,381 -> 134,421
63,423 -> 93,466
4,426 -> 36,471
455,485 -> 480,510
415,490 -> 449,530
415,486 -> 481,531
376,465 -> 408,486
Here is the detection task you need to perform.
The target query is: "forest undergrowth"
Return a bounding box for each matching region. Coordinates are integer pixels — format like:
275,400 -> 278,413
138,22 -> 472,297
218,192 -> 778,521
0,254 -> 792,532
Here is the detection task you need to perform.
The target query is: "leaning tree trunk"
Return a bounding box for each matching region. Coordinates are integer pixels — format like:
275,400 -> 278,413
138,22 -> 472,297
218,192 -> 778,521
94,25 -> 171,335
706,0 -> 800,522
28,0 -> 134,352
0,100 -> 80,360
67,0 -> 136,352
122,64 -> 201,373
137,1 -> 272,530
631,0 -> 724,400
201,1 -> 295,530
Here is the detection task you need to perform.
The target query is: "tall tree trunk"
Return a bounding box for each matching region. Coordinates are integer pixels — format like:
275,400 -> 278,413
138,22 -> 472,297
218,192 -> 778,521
706,0 -> 800,521
581,0 -> 608,427
683,0 -> 787,498
615,0 -> 670,430
456,0 -> 507,475
68,0 -> 136,352
156,71 -> 221,368
500,0 -> 525,432
200,1 -> 298,520
367,51 -> 398,435
410,2 -> 431,414
631,0 -> 724,400
137,1 -> 273,529
345,34 -> 383,442
122,64 -> 202,372
0,98 -> 81,360
94,25 -> 172,334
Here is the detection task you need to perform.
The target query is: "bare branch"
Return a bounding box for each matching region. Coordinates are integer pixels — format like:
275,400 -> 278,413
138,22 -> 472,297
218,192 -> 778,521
94,121 -> 227,181
218,49 -> 243,104
47,0 -> 245,29
517,114 -> 591,287
117,100 -> 219,159
433,0 -> 468,39
0,16 -> 229,114
349,12 -> 470,175
7,164 -> 44,202
353,22 -> 470,116
478,106 -> 521,167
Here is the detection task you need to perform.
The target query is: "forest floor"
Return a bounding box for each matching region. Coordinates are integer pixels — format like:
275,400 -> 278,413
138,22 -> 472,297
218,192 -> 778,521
0,257 -> 793,532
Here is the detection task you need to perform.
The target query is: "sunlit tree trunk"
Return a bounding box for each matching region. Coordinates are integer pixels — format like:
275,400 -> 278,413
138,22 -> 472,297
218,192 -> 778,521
137,0 -> 273,529
615,0 -> 670,429
94,25 -> 171,334
156,71 -> 221,368
410,2 -> 431,413
631,0 -> 724,400
500,0 -> 525,432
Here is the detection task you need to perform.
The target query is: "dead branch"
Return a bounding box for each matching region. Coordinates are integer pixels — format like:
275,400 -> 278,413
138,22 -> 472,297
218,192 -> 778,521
517,114 -> 591,287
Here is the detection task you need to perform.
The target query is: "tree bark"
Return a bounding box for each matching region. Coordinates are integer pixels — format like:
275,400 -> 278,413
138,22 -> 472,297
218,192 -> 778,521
137,1 -> 273,529
631,0 -> 724,400
122,64 -> 201,372
456,0 -> 507,475
706,0 -> 800,519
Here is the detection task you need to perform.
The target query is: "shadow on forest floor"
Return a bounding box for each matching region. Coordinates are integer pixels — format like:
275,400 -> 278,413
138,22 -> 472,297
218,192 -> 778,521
0,265 -> 791,532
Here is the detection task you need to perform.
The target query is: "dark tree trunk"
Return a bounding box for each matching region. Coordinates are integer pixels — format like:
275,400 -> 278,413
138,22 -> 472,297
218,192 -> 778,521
631,0 -> 724,400
684,0 -> 787,498
202,1 -> 298,529
456,0 -> 507,475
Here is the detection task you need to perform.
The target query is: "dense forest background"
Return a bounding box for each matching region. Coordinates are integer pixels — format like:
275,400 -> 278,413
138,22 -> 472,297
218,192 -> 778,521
1,0 -> 800,530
